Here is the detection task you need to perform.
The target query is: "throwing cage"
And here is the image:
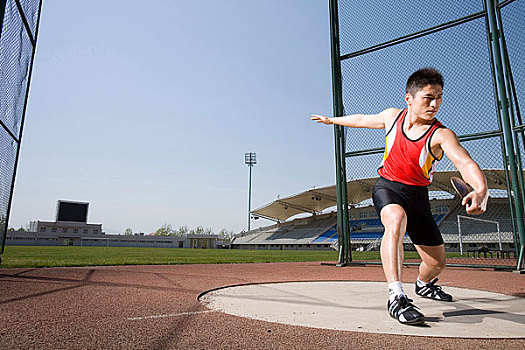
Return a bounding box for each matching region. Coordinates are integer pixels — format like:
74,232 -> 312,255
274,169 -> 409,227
329,0 -> 525,271
0,0 -> 42,260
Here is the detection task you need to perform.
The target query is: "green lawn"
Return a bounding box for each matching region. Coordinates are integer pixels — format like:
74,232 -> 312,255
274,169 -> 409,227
0,246 -> 340,268
0,246 -> 467,268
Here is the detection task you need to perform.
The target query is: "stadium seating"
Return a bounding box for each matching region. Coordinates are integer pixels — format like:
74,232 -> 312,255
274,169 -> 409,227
233,197 -> 514,251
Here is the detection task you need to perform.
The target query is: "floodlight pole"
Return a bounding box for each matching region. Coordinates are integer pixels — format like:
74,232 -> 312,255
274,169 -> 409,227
245,152 -> 256,232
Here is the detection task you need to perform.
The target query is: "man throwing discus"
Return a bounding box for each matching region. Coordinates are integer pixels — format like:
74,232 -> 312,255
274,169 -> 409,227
312,67 -> 488,325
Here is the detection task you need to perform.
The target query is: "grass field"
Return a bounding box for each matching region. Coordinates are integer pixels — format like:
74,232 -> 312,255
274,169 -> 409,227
0,246 -> 342,268
0,246 -> 461,269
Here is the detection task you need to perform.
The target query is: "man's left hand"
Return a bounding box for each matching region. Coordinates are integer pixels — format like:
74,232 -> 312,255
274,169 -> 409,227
463,190 -> 488,215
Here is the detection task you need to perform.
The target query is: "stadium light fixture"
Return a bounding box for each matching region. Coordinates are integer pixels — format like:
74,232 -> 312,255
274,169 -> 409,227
245,152 -> 256,232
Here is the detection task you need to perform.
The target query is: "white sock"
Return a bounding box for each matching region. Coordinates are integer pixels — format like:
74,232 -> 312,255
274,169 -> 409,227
416,278 -> 427,287
388,281 -> 405,302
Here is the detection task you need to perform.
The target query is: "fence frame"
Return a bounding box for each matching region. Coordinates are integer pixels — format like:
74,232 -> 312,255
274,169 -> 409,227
329,0 -> 351,265
0,0 -> 43,258
329,0 -> 525,271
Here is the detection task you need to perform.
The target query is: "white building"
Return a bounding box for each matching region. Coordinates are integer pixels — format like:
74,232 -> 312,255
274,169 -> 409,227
6,230 -> 221,249
6,200 -> 222,249
29,220 -> 103,236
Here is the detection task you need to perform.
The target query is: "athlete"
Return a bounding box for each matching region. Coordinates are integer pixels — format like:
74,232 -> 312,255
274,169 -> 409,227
311,67 -> 488,325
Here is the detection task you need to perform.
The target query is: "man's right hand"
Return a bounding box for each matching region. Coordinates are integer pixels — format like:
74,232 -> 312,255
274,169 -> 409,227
311,115 -> 332,124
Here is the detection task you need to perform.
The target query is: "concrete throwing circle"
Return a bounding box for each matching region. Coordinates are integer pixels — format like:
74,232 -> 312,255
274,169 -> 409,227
200,281 -> 525,338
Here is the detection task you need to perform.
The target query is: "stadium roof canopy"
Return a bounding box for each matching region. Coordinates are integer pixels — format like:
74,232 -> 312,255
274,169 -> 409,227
251,169 -> 509,222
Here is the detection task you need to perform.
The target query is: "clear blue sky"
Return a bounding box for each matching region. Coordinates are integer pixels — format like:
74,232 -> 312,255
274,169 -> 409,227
10,0 -> 336,234
13,0 -> 515,234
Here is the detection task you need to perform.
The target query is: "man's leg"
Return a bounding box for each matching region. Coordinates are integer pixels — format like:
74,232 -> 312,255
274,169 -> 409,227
380,204 -> 425,324
414,244 -> 453,301
415,244 -> 446,282
380,204 -> 407,283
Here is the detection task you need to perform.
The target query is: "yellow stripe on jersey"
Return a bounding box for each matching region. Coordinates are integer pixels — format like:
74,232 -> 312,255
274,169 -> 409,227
383,138 -> 389,161
382,123 -> 397,164
421,154 -> 434,179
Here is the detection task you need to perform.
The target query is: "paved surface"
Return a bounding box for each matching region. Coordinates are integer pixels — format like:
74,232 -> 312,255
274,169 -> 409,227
1,262 -> 524,349
201,281 -> 525,338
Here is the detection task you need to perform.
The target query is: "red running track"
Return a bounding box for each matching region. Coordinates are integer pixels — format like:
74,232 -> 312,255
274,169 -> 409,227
0,262 -> 524,349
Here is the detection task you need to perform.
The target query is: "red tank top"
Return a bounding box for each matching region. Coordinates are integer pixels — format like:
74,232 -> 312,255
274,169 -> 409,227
377,109 -> 445,186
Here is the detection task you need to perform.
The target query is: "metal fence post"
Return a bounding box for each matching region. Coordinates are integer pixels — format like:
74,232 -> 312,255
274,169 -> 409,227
329,0 -> 350,266
0,0 -> 9,259
484,1 -> 520,260
340,128 -> 352,261
0,0 -> 6,37
0,0 -> 7,250
496,3 -> 525,261
486,0 -> 525,272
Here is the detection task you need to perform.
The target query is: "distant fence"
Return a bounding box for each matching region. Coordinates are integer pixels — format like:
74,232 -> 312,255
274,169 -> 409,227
0,0 -> 42,257
329,0 -> 525,269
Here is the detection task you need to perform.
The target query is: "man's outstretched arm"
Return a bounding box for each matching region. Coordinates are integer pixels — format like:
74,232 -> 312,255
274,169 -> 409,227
311,108 -> 399,129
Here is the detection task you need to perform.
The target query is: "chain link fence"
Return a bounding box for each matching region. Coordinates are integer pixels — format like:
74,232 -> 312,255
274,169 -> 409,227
331,0 -> 524,269
0,0 -> 42,256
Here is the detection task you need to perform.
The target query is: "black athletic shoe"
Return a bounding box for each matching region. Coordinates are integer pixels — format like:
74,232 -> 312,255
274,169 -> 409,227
387,295 -> 425,325
415,278 -> 453,302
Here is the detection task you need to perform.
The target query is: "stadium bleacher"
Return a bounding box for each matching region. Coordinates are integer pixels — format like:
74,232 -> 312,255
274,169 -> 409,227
233,196 -> 513,251
312,226 -> 337,243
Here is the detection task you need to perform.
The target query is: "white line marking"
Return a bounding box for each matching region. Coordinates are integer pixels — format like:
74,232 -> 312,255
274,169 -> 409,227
127,310 -> 216,321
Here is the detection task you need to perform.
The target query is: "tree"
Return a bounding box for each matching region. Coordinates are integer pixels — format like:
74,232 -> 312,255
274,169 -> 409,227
218,229 -> 236,243
155,223 -> 175,236
124,228 -> 133,236
5,221 -> 29,231
189,226 -> 205,235
177,225 -> 188,237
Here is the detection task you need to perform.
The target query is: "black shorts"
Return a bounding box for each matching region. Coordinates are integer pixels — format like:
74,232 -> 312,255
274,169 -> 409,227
372,177 -> 444,246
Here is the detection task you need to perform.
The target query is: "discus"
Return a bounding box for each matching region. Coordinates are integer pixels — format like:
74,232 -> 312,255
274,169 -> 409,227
451,176 -> 472,205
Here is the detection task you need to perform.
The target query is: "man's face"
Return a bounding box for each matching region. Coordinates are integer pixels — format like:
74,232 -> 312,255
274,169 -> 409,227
405,84 -> 443,119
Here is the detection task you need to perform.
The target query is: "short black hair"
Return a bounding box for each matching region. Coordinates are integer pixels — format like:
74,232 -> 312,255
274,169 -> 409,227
406,67 -> 444,96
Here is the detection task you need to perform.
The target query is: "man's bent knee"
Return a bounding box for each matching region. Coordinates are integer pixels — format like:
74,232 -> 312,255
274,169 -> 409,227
416,244 -> 446,270
426,259 -> 446,271
380,204 -> 407,228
